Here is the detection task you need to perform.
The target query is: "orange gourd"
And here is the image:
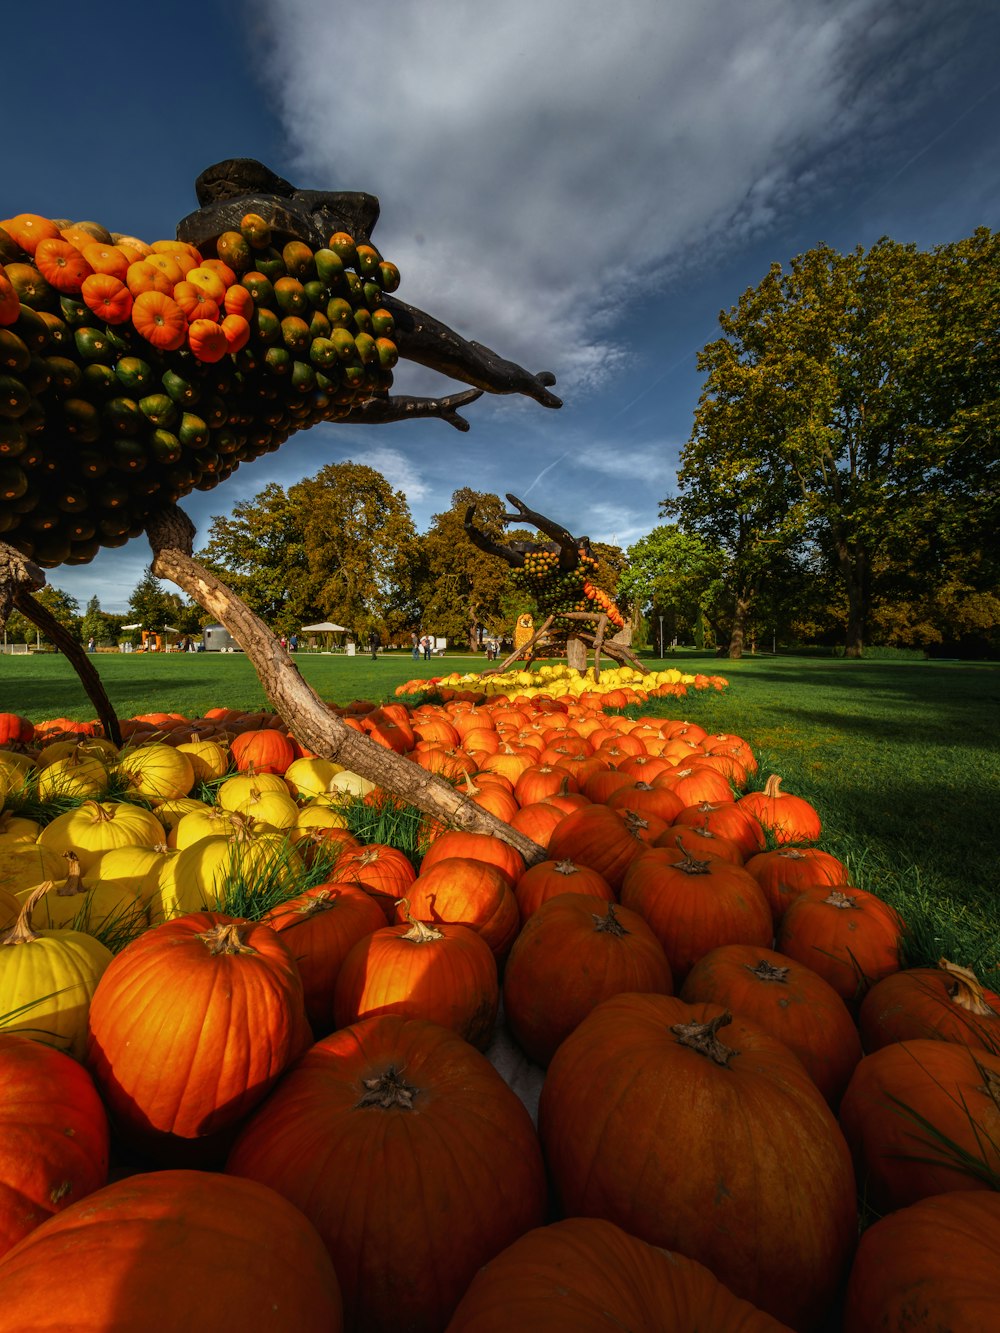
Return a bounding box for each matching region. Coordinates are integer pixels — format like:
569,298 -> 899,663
131,290 -> 187,350
80,273 -> 133,324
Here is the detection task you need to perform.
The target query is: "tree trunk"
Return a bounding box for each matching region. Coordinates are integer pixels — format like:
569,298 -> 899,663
727,589 -> 754,660
565,635 -> 587,671
145,506 -> 547,865
837,540 -> 868,659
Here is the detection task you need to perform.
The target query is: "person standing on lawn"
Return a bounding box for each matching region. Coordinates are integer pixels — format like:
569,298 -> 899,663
370,628 -> 381,660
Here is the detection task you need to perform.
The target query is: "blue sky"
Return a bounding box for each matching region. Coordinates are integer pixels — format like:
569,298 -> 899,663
4,0 -> 998,612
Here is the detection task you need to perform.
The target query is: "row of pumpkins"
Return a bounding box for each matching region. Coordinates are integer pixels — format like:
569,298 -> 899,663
0,693 -> 996,1331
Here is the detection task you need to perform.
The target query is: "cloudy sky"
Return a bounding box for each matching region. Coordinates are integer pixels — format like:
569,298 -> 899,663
5,0 -> 998,611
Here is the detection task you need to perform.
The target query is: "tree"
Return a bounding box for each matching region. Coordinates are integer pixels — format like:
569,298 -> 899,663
3,586 -> 80,648
291,463 -> 419,641
127,567 -> 193,638
415,490 -> 518,650
676,230 -> 1000,656
80,596 -> 115,648
618,526 -> 729,650
199,483 -> 310,628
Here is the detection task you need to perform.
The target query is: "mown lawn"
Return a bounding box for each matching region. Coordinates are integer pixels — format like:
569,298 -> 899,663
3,647 -> 997,981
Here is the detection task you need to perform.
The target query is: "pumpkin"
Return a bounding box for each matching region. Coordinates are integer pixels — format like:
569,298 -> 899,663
0,841 -> 63,897
839,1038 -> 1000,1212
513,764 -> 579,807
0,885 -> 112,1059
399,857 -> 519,964
35,753 -> 109,802
738,774 -> 822,845
537,993 -> 856,1330
420,829 -> 525,887
79,271 -> 132,323
607,780 -> 686,826
671,799 -> 766,860
230,728 -> 295,775
226,1014 -> 547,1333
130,288 -> 187,349
18,850 -> 147,941
0,1033 -> 108,1258
619,846 -> 773,984
216,770 -> 290,811
264,883 -> 386,1035
545,803 -> 649,892
115,742 -> 195,801
445,1216 -> 794,1332
175,738 -> 229,784
86,914 -> 310,1161
680,943 -> 862,1106
743,845 -> 851,922
0,714 -> 32,747
330,842 -> 417,921
0,1170 -> 343,1332
509,800 -> 568,849
37,800 -> 164,873
513,857 -> 614,923
153,824 -> 300,922
334,905 -> 499,1049
657,822 -> 745,865
283,755 -> 345,801
776,884 -> 903,1007
843,1190 -> 1000,1333
858,959 -> 1000,1055
503,896 -> 672,1065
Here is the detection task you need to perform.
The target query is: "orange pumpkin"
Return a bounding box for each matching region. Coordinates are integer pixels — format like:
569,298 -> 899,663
777,885 -> 903,1007
80,273 -> 132,324
130,290 -> 187,350
33,238 -> 92,294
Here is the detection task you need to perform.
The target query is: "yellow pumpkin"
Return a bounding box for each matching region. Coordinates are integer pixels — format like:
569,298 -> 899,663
37,801 -> 165,873
0,840 -> 65,895
0,884 -> 112,1059
216,772 -> 290,811
18,851 -> 148,941
228,781 -> 299,831
35,737 -> 117,768
175,739 -> 230,783
115,743 -> 195,801
283,756 -> 345,801
172,806 -> 257,852
36,754 -> 110,802
152,826 -> 302,923
85,843 -> 169,911
153,797 -> 213,843
0,811 -> 41,843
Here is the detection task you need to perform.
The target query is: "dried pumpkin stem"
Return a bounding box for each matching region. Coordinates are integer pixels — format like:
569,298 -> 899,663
939,958 -> 997,1017
593,904 -> 628,936
671,1011 -> 739,1066
356,1067 -> 419,1110
1,882 -> 53,945
198,921 -> 256,955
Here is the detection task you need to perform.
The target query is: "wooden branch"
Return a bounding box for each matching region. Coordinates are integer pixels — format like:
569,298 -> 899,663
145,505 -> 547,865
591,613 -> 609,683
13,589 -> 122,746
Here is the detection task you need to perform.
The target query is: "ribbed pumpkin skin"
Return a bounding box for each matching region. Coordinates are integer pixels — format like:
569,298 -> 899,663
777,885 -> 903,1006
843,1190 -> 1000,1333
333,919 -> 499,1049
227,1014 -> 547,1333
743,846 -> 851,922
503,896 -> 673,1065
680,943 -> 862,1106
0,1170 -> 343,1332
858,964 -> 1000,1055
85,913 -> 310,1156
545,804 -> 647,892
513,858 -> 615,923
401,858 -> 519,962
619,848 -> 773,984
839,1039 -> 1000,1213
444,1216 -> 794,1331
265,884 -> 386,1034
538,993 -> 856,1331
0,1034 -> 109,1259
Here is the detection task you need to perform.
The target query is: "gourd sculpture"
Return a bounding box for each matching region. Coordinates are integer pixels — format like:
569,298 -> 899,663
464,493 -> 645,676
0,159 -> 562,861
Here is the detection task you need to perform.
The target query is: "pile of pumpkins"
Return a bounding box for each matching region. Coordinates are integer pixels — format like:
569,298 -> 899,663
0,206 -> 400,568
0,693 -> 996,1332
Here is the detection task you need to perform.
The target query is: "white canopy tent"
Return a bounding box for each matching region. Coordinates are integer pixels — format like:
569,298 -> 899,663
299,622 -> 349,651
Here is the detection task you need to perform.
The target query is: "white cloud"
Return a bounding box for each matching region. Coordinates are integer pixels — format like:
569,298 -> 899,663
248,0 -> 954,397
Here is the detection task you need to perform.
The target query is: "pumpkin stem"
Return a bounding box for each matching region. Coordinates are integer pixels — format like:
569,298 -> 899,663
197,921 -> 257,955
673,839 -> 713,875
356,1066 -> 419,1110
825,890 -> 858,910
395,897 -> 445,943
592,903 -> 628,936
553,859 -> 579,876
939,959 -> 997,1017
55,851 -> 86,897
670,1011 -> 739,1065
1,883 -> 52,945
622,810 -> 650,839
747,960 -> 790,984
761,774 -> 784,798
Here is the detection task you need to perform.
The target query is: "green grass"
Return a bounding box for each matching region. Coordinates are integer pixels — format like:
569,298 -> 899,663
4,647 -> 998,982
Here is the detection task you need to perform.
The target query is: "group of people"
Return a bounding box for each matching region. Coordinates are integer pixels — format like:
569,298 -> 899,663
410,632 -> 433,660
279,634 -> 299,653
